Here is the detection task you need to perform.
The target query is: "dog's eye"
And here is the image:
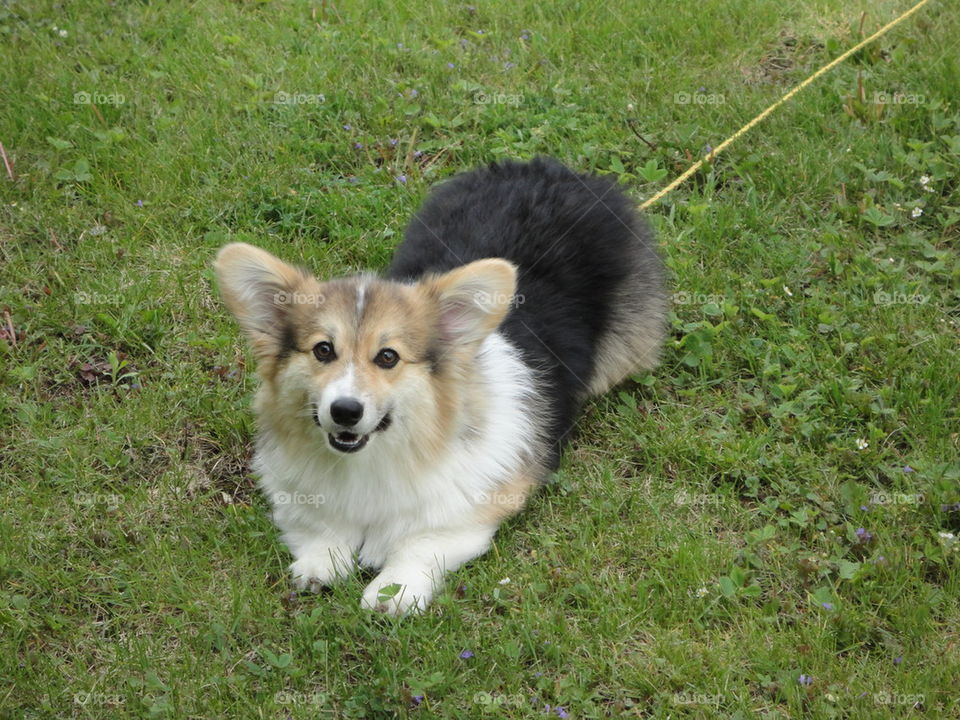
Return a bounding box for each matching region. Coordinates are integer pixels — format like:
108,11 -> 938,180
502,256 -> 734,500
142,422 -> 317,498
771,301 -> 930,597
313,341 -> 336,362
373,348 -> 399,369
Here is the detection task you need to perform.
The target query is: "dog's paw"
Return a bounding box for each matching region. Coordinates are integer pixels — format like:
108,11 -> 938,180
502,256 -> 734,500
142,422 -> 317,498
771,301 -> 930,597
360,574 -> 434,616
289,553 -> 350,593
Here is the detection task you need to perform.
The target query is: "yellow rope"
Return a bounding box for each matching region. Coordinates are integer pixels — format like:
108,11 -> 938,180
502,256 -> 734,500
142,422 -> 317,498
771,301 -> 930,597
639,0 -> 932,210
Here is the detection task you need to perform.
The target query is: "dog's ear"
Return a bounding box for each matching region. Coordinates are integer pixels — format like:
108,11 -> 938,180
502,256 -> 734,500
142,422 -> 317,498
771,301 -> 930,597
214,243 -> 312,361
423,258 -> 517,345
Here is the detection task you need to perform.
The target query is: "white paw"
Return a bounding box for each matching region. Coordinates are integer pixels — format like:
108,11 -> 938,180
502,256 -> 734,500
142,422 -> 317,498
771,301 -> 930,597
289,552 -> 352,592
360,574 -> 435,616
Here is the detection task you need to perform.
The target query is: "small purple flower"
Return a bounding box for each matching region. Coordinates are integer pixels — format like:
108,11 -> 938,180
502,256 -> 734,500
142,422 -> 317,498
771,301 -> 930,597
347,176 -> 359,184
504,61 -> 516,69
798,674 -> 813,686
893,656 -> 903,666
135,199 -> 144,207
703,144 -> 713,155
412,695 -> 424,705
353,142 -> 363,150
697,86 -> 706,93
903,465 -> 914,473
477,29 -> 485,34
821,602 -> 834,611
520,31 -> 530,41
556,708 -> 570,719
343,124 -> 352,131
389,138 -> 398,146
860,505 -> 869,511
855,527 -> 867,538
413,150 -> 423,158
395,175 -> 407,184
459,649 -> 474,659
410,89 -> 419,97
447,62 -> 455,69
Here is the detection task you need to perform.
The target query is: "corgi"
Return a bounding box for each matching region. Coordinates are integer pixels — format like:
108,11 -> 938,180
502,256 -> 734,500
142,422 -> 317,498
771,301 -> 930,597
214,157 -> 665,615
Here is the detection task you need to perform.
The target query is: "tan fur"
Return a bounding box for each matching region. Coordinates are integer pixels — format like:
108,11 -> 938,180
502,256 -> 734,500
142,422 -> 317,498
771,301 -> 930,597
473,464 -> 543,524
586,257 -> 668,396
214,243 -> 322,381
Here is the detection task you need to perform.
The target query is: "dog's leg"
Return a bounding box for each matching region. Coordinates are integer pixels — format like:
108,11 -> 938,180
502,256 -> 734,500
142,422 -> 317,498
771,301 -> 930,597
361,523 -> 498,615
284,527 -> 360,593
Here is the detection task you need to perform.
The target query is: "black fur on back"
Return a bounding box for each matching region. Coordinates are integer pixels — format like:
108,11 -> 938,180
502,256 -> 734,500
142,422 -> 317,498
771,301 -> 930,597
386,157 -> 661,466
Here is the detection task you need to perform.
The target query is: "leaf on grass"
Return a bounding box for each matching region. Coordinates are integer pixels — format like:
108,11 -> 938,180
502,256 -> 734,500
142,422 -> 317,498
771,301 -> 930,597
719,576 -> 736,597
837,560 -> 861,581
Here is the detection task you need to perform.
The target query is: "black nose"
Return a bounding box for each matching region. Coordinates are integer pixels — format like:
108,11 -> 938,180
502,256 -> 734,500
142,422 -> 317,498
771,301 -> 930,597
330,398 -> 364,427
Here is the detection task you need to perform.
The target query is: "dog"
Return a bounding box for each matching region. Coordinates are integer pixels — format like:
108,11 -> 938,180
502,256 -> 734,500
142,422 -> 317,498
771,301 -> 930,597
214,157 -> 665,614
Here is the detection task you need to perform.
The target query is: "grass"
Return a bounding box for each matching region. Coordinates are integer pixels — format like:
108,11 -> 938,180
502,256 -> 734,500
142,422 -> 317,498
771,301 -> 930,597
1,0 -> 958,717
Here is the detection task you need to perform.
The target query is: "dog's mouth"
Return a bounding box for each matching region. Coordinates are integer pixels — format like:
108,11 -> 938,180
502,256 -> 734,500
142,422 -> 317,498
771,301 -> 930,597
324,412 -> 392,454
328,431 -> 369,453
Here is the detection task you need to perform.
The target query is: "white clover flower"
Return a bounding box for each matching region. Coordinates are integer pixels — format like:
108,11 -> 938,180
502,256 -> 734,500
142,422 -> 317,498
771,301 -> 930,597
783,285 -> 793,297
856,438 -> 869,450
919,175 -> 930,185
59,29 -> 68,37
695,586 -> 709,598
911,207 -> 923,218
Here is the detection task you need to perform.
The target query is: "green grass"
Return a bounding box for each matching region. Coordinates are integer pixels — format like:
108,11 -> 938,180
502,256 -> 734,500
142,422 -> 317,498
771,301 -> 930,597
1,0 -> 958,717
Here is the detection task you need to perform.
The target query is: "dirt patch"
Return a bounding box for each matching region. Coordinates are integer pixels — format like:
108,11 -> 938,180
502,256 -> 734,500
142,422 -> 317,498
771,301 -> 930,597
742,29 -> 825,86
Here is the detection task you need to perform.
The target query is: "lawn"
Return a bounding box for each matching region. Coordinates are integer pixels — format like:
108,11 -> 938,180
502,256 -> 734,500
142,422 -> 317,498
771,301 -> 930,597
1,0 -> 958,717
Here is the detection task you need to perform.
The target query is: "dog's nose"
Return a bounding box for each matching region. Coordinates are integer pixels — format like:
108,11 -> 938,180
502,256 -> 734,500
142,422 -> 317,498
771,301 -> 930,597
330,397 -> 364,427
